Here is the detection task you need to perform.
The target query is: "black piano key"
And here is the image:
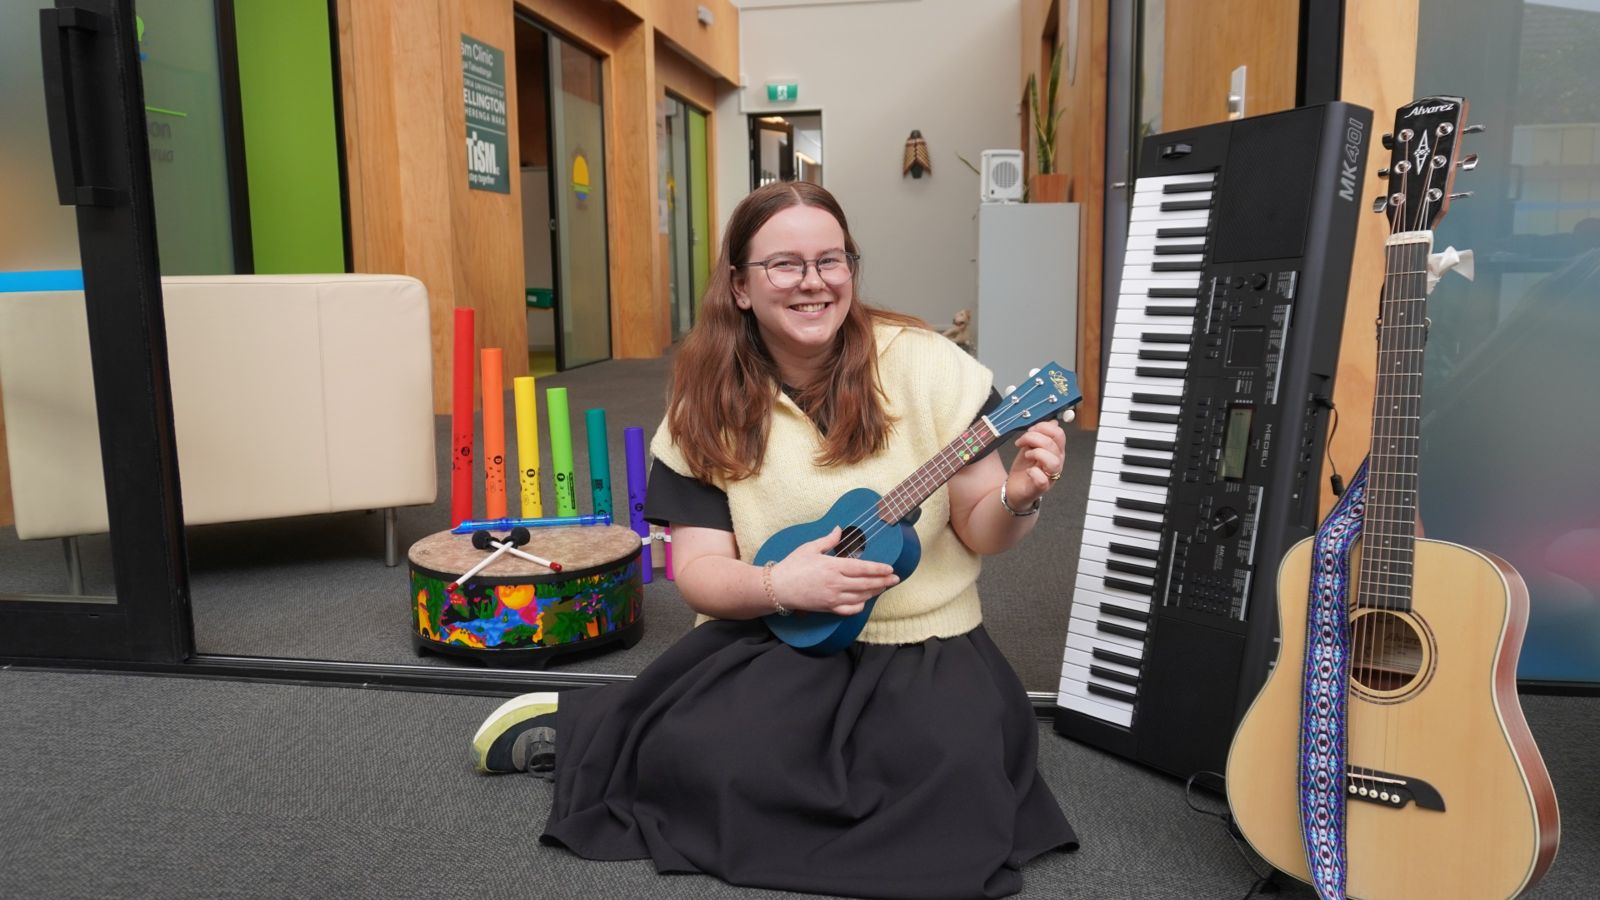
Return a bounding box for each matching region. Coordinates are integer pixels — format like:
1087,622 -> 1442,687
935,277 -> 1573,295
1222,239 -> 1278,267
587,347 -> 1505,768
1147,287 -> 1200,298
1107,558 -> 1159,579
1125,436 -> 1177,452
1156,226 -> 1209,239
1097,621 -> 1147,642
1091,664 -> 1142,687
1141,332 -> 1192,344
1130,411 -> 1182,424
1147,304 -> 1197,316
1113,515 -> 1165,533
1111,542 -> 1160,562
1121,471 -> 1170,487
1131,393 -> 1183,407
1134,366 -> 1187,379
1088,682 -> 1140,704
1153,243 -> 1207,256
1152,260 -> 1205,272
1161,180 -> 1214,194
1160,198 -> 1212,212
1138,349 -> 1189,361
1121,454 -> 1171,469
1116,497 -> 1167,515
1102,599 -> 1152,619
1093,646 -> 1144,668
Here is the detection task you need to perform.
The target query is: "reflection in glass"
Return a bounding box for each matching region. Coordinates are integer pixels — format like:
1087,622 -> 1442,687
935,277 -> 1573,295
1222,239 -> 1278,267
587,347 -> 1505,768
1415,0 -> 1600,682
550,37 -> 612,369
0,13 -> 116,600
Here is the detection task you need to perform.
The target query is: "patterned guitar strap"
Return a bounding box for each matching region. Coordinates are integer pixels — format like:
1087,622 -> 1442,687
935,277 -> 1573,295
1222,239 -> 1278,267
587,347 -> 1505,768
1299,457 -> 1368,900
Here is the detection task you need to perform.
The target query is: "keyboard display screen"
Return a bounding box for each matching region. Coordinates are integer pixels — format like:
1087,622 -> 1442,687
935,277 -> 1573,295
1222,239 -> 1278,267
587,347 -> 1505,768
1223,406 -> 1253,480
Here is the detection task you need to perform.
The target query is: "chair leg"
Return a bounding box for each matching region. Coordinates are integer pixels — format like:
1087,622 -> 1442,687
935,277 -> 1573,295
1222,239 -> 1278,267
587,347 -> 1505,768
384,508 -> 399,567
62,537 -> 84,595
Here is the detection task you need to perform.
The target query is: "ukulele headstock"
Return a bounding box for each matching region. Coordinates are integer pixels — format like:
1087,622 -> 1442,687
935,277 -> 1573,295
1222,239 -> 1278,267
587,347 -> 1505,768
991,362 -> 1082,435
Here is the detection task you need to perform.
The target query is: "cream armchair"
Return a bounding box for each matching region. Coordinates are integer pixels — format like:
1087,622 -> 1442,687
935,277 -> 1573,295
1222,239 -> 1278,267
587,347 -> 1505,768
0,274 -> 438,591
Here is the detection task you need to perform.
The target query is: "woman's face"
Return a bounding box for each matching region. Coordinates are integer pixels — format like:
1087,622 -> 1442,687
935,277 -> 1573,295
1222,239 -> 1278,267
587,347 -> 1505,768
733,204 -> 854,384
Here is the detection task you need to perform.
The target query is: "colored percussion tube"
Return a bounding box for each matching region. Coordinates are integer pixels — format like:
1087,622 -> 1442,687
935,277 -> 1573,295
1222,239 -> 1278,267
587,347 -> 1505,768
450,308 -> 476,525
586,408 -> 612,518
481,348 -> 507,519
513,376 -> 542,517
447,540 -> 518,592
663,527 -> 674,580
546,387 -> 577,516
450,513 -> 611,534
624,426 -> 651,584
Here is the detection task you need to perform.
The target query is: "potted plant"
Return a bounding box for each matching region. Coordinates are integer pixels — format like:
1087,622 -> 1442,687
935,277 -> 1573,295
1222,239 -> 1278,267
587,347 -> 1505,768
1027,42 -> 1068,202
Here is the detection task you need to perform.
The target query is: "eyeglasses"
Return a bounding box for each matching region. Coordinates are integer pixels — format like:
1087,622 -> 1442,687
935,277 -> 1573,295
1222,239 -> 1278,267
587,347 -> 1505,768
738,252 -> 859,289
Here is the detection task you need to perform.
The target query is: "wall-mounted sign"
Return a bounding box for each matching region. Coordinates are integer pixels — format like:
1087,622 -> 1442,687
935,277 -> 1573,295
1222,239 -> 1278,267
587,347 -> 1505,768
766,82 -> 799,103
462,34 -> 509,193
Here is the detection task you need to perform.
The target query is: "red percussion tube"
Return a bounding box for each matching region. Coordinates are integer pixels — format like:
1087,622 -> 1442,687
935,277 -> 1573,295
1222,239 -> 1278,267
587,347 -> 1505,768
450,308 -> 476,525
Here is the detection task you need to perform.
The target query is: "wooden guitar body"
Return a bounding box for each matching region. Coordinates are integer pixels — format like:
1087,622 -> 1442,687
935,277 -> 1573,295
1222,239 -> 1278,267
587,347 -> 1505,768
1226,536 -> 1560,898
755,487 -> 921,655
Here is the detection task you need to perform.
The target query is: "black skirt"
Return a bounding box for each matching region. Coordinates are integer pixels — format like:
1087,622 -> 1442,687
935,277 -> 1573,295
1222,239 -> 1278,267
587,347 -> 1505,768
540,619 -> 1078,899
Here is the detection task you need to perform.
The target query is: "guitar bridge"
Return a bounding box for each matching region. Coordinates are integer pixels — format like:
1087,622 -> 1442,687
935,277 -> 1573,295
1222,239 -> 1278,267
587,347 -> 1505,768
1346,766 -> 1446,812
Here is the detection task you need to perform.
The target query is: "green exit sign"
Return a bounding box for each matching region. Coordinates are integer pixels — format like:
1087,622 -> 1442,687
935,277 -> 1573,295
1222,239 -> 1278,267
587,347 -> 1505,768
766,82 -> 798,102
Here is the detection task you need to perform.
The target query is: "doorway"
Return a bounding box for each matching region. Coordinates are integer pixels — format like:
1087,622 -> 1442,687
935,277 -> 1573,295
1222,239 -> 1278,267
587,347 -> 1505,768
515,15 -> 612,373
748,112 -> 823,190
662,94 -> 709,341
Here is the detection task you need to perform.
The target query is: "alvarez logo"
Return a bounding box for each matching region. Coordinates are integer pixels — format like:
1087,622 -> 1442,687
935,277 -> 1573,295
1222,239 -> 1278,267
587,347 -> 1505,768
1405,102 -> 1456,118
1338,116 -> 1366,202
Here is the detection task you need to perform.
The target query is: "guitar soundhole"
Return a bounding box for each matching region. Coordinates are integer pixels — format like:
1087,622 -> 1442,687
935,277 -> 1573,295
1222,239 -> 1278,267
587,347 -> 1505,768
1349,609 -> 1436,701
834,525 -> 869,559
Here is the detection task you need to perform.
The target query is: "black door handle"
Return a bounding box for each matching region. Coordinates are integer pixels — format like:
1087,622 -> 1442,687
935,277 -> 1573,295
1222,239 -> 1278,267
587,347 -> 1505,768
40,5 -> 121,207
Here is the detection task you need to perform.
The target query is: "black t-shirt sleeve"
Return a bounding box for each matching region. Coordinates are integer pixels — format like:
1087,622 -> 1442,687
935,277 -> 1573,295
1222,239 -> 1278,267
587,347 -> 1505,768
642,389 -> 1002,531
643,458 -> 734,531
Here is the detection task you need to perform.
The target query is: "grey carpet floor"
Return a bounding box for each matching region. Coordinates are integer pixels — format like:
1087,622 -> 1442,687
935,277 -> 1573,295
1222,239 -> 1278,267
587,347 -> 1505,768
1,668 -> 1593,899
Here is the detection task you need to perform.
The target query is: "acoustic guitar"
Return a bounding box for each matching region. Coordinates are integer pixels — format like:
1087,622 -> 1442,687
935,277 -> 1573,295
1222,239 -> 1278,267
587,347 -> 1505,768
758,362 -> 1081,654
1225,97 -> 1560,898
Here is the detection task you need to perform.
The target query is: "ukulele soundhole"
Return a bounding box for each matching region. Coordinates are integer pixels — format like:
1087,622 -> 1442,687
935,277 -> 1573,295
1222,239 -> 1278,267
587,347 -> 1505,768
1349,609 -> 1437,702
834,525 -> 869,559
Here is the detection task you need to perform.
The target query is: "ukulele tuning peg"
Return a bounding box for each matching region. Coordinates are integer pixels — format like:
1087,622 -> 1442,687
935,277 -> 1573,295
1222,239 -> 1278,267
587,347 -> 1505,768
1003,385 -> 1016,396
1058,409 -> 1076,425
1381,133 -> 1395,149
1027,367 -> 1040,377
1372,195 -> 1389,213
1462,123 -> 1486,134
1456,154 -> 1479,171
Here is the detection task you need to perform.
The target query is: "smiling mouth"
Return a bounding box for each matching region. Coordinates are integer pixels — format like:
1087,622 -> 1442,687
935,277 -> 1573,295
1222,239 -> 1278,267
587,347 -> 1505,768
790,301 -> 831,313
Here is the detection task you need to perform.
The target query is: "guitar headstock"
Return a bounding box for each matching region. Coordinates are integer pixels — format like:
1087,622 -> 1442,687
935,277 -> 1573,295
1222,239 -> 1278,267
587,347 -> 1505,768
1375,95 -> 1480,233
990,362 -> 1082,435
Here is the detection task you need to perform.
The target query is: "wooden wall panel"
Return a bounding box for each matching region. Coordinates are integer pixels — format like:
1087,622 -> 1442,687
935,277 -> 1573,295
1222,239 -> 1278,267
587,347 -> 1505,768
607,22 -> 667,358
1326,0 -> 1420,515
1162,0 -> 1297,130
1,399 -> 12,527
647,0 -> 739,83
1021,0 -> 1107,431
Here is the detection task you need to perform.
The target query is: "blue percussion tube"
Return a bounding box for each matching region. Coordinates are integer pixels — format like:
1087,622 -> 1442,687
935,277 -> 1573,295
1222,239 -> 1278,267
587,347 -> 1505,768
450,513 -> 612,534
624,426 -> 652,584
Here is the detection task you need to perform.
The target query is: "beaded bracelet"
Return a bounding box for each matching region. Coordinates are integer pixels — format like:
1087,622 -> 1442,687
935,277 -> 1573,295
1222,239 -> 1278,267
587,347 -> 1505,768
762,560 -> 791,616
999,481 -> 1041,517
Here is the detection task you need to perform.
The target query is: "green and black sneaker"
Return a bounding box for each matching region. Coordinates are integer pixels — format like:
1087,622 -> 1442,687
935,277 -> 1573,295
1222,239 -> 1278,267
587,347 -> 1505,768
471,691 -> 559,777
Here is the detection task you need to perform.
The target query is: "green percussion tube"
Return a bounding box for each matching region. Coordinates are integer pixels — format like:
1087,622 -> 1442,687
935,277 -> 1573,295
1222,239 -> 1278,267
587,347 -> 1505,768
586,408 -> 612,517
546,387 -> 577,516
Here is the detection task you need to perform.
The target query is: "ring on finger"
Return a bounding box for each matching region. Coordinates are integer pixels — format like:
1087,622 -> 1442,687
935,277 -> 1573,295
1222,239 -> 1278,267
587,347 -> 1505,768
1047,469 -> 1063,482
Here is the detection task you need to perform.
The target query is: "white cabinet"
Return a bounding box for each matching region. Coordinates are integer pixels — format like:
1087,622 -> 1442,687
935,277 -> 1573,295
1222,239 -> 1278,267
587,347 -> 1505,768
976,202 -> 1079,382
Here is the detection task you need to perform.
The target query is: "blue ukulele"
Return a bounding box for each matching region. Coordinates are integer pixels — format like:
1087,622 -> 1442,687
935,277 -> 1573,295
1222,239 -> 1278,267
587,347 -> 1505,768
756,363 -> 1082,654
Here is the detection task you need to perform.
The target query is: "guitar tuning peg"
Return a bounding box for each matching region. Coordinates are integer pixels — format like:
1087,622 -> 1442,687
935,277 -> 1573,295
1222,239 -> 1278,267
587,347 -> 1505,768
1456,154 -> 1479,171
1376,167 -> 1391,178
1449,191 -> 1474,200
1027,367 -> 1040,378
1372,196 -> 1388,213
1381,133 -> 1394,150
1462,123 -> 1486,134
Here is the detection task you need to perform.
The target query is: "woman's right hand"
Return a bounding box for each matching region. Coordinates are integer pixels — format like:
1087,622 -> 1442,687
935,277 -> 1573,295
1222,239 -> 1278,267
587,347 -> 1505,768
767,527 -> 901,616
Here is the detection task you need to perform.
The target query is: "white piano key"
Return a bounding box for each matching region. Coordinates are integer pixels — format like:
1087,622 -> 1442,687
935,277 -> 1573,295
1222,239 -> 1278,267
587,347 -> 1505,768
1112,303 -> 1203,329
1062,661 -> 1143,709
1086,481 -> 1168,511
1100,380 -> 1185,402
1075,574 -> 1158,610
1081,513 -> 1165,550
1056,684 -> 1135,727
1068,600 -> 1147,645
1120,248 -> 1206,269
1101,396 -> 1184,419
1090,458 -> 1172,497
1079,558 -> 1156,592
1065,631 -> 1145,672
1096,410 -> 1180,441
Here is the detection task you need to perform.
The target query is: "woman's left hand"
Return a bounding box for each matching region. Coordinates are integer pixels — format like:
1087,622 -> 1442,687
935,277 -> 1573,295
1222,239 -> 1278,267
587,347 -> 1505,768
1004,412 -> 1071,508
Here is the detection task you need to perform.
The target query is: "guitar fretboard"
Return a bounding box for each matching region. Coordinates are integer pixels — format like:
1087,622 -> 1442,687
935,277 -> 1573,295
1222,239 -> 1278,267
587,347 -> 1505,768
1359,232 -> 1431,612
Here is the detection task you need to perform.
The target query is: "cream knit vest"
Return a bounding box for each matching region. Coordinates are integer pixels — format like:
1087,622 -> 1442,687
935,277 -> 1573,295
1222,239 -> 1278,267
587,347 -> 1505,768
650,324 -> 995,644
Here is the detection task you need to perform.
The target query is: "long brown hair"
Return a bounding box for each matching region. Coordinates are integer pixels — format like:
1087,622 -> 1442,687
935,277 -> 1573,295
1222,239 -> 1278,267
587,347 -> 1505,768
665,181 -> 925,482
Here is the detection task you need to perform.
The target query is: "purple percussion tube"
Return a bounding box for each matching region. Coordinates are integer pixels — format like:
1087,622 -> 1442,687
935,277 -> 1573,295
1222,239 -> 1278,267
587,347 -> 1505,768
664,527 -> 674,580
624,427 -> 653,584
